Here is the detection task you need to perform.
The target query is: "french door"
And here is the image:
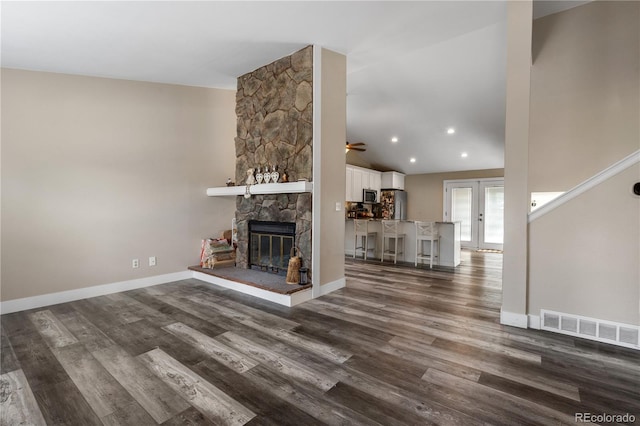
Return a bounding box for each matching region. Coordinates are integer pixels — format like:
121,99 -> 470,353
443,178 -> 504,250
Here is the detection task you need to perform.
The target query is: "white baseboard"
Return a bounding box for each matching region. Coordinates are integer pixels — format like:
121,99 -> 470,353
290,288 -> 313,305
319,277 -> 346,296
0,271 -> 192,315
1,270 -> 345,314
500,309 -> 528,329
528,314 -> 541,330
192,271 -> 312,307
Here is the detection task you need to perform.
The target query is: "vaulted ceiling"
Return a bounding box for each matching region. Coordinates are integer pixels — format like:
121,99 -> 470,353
1,1 -> 588,174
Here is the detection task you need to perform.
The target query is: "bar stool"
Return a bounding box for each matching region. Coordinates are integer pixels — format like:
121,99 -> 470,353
415,221 -> 439,269
354,219 -> 377,261
381,220 -> 405,264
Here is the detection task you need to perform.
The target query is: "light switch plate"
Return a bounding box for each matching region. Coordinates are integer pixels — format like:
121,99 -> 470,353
335,202 -> 342,211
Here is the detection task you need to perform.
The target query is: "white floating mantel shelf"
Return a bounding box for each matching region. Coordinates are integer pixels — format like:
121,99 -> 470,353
206,181 -> 313,197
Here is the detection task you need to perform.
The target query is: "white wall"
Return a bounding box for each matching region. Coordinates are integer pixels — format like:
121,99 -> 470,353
1,69 -> 236,301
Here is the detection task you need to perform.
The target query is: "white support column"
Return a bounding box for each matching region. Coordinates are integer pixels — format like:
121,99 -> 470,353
311,46 -> 347,299
311,45 -> 322,299
501,0 -> 533,328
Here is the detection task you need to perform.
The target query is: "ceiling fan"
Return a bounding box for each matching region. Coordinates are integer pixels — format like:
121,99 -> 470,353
346,141 -> 366,153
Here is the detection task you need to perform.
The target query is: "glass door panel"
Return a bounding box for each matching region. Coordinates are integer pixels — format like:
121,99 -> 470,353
480,184 -> 504,249
451,187 -> 474,243
444,179 -> 503,250
445,182 -> 478,248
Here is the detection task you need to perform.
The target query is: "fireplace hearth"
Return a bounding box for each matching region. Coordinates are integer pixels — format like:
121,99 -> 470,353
248,220 -> 296,275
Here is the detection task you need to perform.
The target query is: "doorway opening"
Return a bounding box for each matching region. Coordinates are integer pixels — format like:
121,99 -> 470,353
443,178 -> 504,251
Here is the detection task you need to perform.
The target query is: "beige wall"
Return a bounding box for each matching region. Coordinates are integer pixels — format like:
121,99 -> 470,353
502,0 -> 532,325
345,151 -> 373,169
1,69 -> 236,301
526,1 -> 640,326
529,165 -> 640,325
404,169 -> 504,221
530,1 -> 640,192
318,48 -> 346,287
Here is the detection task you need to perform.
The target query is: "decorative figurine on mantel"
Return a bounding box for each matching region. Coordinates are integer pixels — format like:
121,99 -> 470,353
226,177 -> 235,187
263,165 -> 271,183
281,170 -> 289,182
271,164 -> 279,183
255,167 -> 263,184
246,168 -> 256,185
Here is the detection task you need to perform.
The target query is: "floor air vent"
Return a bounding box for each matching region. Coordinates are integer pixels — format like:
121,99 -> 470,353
541,310 -> 639,350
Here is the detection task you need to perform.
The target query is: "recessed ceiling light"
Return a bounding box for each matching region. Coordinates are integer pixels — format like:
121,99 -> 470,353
410,157 -> 416,163
461,152 -> 468,158
447,127 -> 456,135
391,137 -> 398,143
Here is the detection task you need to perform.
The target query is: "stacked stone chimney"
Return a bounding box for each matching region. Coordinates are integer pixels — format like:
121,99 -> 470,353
234,46 -> 313,272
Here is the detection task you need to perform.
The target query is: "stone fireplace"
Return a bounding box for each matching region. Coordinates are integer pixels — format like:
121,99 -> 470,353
248,220 -> 296,274
234,46 -> 314,274
199,46 -> 346,304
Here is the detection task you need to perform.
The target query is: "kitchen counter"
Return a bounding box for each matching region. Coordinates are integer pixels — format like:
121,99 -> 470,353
345,220 -> 461,267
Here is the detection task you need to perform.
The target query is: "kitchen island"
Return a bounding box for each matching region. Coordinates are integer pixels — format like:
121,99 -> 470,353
345,219 -> 461,267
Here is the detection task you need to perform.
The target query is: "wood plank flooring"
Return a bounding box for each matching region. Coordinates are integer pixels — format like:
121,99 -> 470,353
2,250 -> 639,425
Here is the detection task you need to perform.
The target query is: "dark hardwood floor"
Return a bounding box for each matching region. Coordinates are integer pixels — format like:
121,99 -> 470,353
2,251 -> 639,425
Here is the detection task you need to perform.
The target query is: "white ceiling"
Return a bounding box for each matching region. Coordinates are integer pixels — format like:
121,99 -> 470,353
1,1 -> 587,174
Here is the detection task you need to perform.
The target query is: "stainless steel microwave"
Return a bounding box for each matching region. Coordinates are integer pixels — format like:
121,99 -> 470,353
363,189 -> 377,203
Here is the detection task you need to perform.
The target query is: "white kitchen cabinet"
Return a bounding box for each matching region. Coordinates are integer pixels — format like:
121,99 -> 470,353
346,165 -> 382,202
369,171 -> 382,200
382,171 -> 405,190
351,167 -> 364,202
345,166 -> 353,202
360,169 -> 370,191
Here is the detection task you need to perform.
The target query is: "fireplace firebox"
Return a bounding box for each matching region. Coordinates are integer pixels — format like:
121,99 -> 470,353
248,220 -> 296,274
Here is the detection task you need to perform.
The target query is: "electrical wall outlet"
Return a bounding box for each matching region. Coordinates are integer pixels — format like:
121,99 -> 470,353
132,259 -> 140,269
149,256 -> 157,267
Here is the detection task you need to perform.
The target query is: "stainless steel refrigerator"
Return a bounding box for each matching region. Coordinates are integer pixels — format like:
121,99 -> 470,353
380,190 -> 407,220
